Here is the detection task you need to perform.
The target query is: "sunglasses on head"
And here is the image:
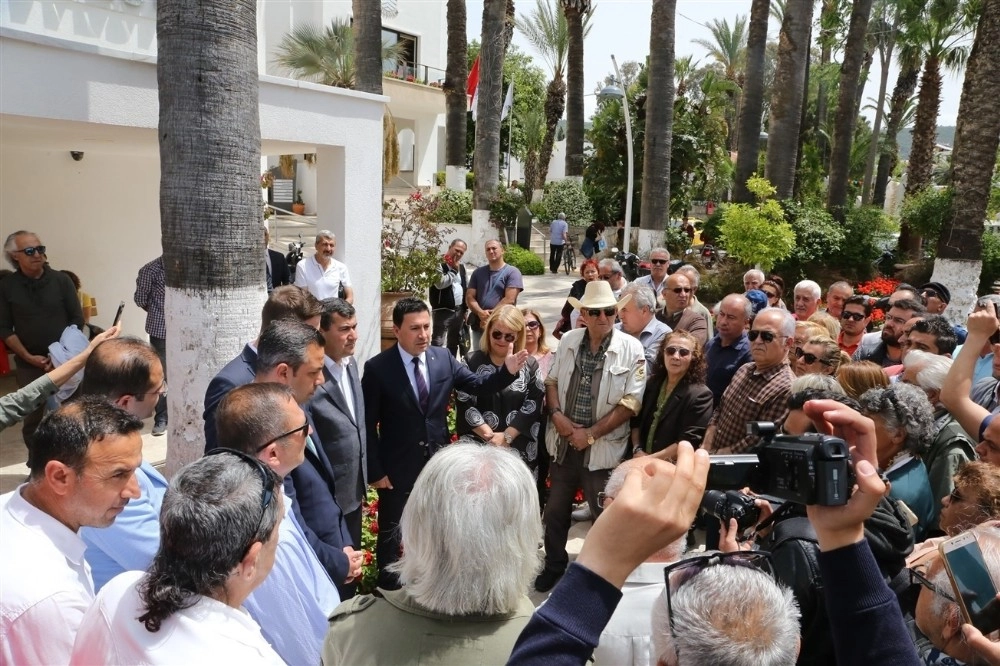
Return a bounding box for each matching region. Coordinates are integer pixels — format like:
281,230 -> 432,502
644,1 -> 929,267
491,330 -> 516,342
841,311 -> 866,322
650,258 -> 669,265
671,287 -> 692,294
587,307 -> 618,318
664,346 -> 692,358
525,320 -> 541,330
748,330 -> 781,343
15,245 -> 46,257
795,347 -> 830,365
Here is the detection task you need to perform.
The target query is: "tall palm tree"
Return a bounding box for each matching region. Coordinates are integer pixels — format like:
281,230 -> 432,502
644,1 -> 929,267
733,0 -> 771,203
765,0 -> 815,199
445,0 -> 468,189
473,0 -> 510,209
872,61 -> 921,205
861,0 -> 900,203
640,0 -> 676,250
827,0 -> 875,220
561,0 -> 591,178
693,15 -> 748,150
157,0 -> 262,472
353,0 -> 383,93
518,106 -> 546,198
931,0 -> 1000,309
517,0 -> 592,189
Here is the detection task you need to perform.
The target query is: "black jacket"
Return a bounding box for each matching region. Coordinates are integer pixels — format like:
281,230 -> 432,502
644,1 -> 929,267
429,260 -> 467,310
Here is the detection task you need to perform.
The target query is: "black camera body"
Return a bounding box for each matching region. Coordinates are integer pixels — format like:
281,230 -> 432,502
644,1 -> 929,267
700,489 -> 761,531
705,422 -> 853,506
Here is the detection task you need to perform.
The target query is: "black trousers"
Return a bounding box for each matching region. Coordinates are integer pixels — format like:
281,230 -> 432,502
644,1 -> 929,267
549,244 -> 565,273
542,448 -> 612,572
375,486 -> 410,590
432,308 -> 467,357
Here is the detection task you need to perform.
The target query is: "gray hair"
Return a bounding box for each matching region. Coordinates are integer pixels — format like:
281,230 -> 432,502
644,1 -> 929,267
448,238 -> 467,250
795,280 -> 821,300
389,443 -> 542,615
902,349 -> 952,393
651,561 -> 801,666
790,374 -> 845,395
557,212 -> 566,220
620,283 -> 657,312
827,280 -> 853,295
722,293 -> 753,321
598,258 -> 623,275
757,307 -> 796,337
676,265 -> 701,290
4,230 -> 36,268
256,319 -> 325,374
650,247 -> 671,260
315,230 -> 336,244
858,382 -> 936,456
744,269 -> 764,283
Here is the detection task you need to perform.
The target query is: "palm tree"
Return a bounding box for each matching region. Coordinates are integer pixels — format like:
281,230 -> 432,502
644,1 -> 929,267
518,106 -> 546,198
640,0 -> 676,251
473,0 -> 510,210
930,0 -> 1000,310
275,19 -> 403,89
517,0 -> 592,190
733,0 -> 771,203
561,0 -> 591,178
353,0 -> 383,93
157,0 -> 262,472
872,61 -> 921,205
861,0 -> 901,203
445,0 -> 468,189
827,0 -> 875,220
693,15 -> 748,150
765,0 -> 815,199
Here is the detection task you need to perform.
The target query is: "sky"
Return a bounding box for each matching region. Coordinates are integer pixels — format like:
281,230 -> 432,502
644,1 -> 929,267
466,0 -> 966,130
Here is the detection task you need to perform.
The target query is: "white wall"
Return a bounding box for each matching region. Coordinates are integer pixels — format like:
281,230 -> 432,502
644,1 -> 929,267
1,0 -> 157,57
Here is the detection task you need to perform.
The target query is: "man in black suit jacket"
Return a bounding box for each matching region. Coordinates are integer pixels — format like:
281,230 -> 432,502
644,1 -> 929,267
265,226 -> 290,293
307,298 -> 367,547
203,285 -> 323,452
362,297 -> 530,588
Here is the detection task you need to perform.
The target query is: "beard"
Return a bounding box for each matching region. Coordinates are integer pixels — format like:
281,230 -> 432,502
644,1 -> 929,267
882,329 -> 900,347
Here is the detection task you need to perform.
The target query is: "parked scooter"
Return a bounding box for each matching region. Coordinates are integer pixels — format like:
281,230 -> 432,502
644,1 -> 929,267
286,236 -> 305,283
612,249 -> 642,282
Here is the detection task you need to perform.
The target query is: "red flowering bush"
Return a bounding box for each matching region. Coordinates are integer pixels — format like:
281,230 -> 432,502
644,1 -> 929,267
359,487 -> 380,593
855,277 -> 900,299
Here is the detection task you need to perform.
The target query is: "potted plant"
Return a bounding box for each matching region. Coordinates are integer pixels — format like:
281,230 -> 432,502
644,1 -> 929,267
292,190 -> 305,215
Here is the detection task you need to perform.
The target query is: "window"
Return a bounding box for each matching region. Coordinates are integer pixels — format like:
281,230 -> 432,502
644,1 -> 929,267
382,27 -> 417,79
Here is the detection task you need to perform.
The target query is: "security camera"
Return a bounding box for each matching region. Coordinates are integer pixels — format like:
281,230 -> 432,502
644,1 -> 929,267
70,151 -> 84,161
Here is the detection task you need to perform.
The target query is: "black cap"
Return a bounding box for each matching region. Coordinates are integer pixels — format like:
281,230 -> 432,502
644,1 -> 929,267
919,282 -> 951,304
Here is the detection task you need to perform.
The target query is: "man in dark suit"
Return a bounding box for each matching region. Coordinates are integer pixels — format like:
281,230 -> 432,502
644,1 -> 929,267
253,318 -> 362,598
202,285 -> 323,452
362,297 -> 530,589
265,226 -> 290,292
307,298 -> 366,547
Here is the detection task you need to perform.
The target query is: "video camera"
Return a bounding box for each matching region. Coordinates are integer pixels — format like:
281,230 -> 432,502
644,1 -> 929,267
699,422 -> 853,527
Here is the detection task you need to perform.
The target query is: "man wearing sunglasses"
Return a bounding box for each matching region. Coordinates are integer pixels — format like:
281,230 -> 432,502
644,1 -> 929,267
853,297 -> 927,368
658,273 -> 708,345
536,280 -> 646,593
634,247 -> 671,298
920,281 -> 968,344
0,231 -> 84,447
837,295 -> 872,356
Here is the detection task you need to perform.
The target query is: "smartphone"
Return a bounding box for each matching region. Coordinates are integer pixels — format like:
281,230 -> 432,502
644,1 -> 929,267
939,533 -> 1000,635
112,301 -> 125,327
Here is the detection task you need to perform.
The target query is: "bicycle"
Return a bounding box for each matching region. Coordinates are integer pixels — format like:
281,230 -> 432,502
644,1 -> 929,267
563,241 -> 577,275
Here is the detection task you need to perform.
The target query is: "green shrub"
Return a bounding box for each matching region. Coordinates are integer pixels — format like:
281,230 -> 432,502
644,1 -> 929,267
429,189 -> 472,225
539,179 -> 594,227
663,224 -> 691,257
504,243 -> 544,276
488,185 -> 524,230
467,171 -> 476,190
773,202 -> 845,281
835,206 -> 898,280
901,187 -> 952,242
435,171 -> 446,187
718,176 -> 795,271
981,232 -> 1000,294
699,205 -> 726,246
698,261 -> 746,306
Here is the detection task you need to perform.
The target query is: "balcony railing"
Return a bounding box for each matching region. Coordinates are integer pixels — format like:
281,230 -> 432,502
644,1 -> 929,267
383,63 -> 447,88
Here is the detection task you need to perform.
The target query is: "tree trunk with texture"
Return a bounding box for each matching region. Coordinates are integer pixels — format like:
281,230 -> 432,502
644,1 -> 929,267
353,0 -> 383,94
734,0 -> 771,204
157,0 -> 265,475
899,56 -> 942,257
537,75 -> 567,189
765,0 -> 815,199
445,0 -> 469,189
862,34 -> 895,204
564,4 -> 586,178
873,60 -> 920,206
827,0 -> 874,221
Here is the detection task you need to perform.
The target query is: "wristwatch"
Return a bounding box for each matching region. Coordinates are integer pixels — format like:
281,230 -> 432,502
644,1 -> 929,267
503,432 -> 514,445
587,430 -> 595,446
550,406 -> 563,417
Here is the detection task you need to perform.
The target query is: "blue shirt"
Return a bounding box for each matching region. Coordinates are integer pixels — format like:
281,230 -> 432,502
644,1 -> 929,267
244,493 -> 341,666
953,344 -> 994,385
704,333 -> 752,405
550,219 -> 569,246
82,460 -> 167,591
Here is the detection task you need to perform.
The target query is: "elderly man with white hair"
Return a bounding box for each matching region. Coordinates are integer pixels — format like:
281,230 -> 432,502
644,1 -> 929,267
616,283 -> 671,369
743,269 -> 765,292
294,230 -> 353,303
901,350 -> 977,525
322,443 -> 540,663
793,280 -> 821,321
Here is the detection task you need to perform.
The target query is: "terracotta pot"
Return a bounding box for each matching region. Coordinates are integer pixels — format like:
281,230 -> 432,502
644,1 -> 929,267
292,203 -> 305,215
380,291 -> 413,350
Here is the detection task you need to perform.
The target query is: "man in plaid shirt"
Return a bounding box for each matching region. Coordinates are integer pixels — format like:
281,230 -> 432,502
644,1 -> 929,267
134,255 -> 167,435
704,307 -> 795,454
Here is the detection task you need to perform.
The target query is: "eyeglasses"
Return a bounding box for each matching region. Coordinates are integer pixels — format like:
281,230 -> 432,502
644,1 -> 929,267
599,274 -> 613,280
664,552 -> 775,642
135,380 -> 169,399
664,346 -> 692,358
841,311 -> 866,322
650,258 -> 669,265
670,287 -> 692,294
259,421 -> 309,452
491,330 -> 516,342
922,289 -> 941,300
748,330 -> 782,343
909,565 -> 957,603
947,487 -> 990,512
763,291 -> 778,299
587,307 -> 618,318
13,245 -> 46,256
525,320 -> 541,330
795,347 -> 830,365
204,447 -> 275,550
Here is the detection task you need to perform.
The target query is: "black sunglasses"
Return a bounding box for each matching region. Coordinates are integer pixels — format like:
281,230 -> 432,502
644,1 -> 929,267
525,320 -> 541,330
795,347 -> 830,365
763,291 -> 778,299
587,307 -> 618,318
664,346 -> 692,358
748,330 -> 782,343
14,245 -> 46,256
670,287 -> 692,294
491,330 -> 516,342
841,311 -> 866,322
259,421 -> 309,452
204,448 -> 275,549
650,258 -> 669,265
922,289 -> 941,300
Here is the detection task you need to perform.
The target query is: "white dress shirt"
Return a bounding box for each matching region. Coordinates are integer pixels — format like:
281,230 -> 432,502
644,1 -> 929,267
325,355 -> 357,421
593,561 -> 664,665
70,570 -> 284,665
0,486 -> 95,665
397,345 -> 429,406
294,254 -> 351,300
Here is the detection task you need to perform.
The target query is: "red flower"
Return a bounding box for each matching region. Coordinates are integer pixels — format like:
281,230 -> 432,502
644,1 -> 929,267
450,433 -> 459,442
573,489 -> 584,503
370,520 -> 379,535
363,550 -> 373,565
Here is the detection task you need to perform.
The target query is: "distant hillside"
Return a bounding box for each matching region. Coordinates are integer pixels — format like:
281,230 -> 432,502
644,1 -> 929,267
897,127 -> 956,159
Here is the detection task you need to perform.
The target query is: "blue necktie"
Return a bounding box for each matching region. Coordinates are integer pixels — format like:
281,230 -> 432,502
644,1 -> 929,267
413,357 -> 429,412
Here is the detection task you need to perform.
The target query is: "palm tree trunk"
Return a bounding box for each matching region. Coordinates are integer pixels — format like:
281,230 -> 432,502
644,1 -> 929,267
639,0 -> 676,251
862,33 -> 895,204
854,47 -> 874,121
872,60 -> 920,205
765,0 -> 815,199
899,56 -> 942,257
827,0 -> 875,221
932,0 -> 1000,318
157,0 -> 264,474
353,0 -> 383,94
564,5 -> 586,178
537,75 -> 567,189
473,0 -> 507,211
814,0 -> 837,160
734,0 -> 772,203
445,0 -> 468,188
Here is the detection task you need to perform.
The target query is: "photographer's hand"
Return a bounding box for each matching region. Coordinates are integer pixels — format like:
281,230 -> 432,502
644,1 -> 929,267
802,399 -> 887,552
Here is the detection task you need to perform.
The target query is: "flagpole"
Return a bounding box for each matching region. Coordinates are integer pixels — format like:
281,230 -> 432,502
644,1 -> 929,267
506,84 -> 514,186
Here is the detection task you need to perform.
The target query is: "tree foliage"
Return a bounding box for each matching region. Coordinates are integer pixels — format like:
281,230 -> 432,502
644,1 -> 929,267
719,176 -> 796,271
537,178 -> 594,226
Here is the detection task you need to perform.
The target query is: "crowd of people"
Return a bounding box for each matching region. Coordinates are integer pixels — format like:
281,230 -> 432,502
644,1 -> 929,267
1,227 -> 999,665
